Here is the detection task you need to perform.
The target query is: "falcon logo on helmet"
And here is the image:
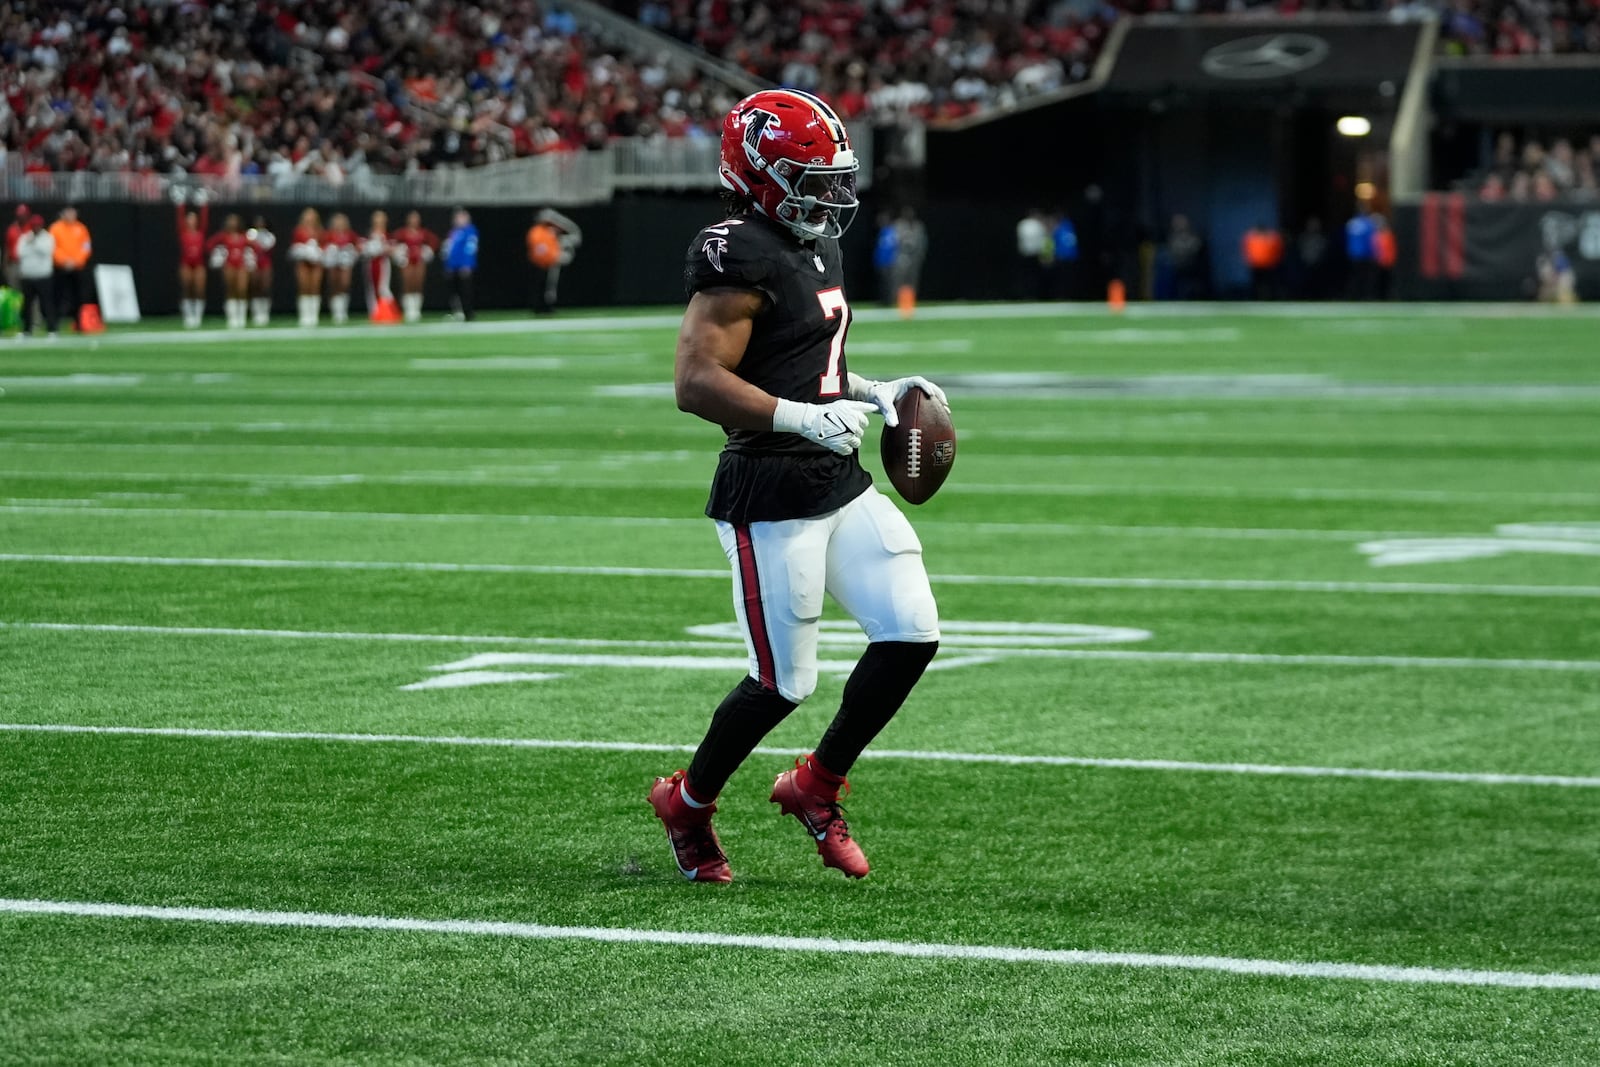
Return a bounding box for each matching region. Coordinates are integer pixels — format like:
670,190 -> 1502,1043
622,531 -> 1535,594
718,89 -> 859,241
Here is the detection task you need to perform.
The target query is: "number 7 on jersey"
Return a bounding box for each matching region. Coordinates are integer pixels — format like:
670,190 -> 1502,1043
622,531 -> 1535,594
815,287 -> 849,397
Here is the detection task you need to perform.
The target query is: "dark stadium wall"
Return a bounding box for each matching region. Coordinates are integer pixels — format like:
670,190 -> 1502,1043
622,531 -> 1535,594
42,193 -> 1024,317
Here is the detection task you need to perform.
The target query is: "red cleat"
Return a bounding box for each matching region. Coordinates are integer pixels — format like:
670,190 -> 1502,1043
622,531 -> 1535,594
770,754 -> 869,879
649,771 -> 732,883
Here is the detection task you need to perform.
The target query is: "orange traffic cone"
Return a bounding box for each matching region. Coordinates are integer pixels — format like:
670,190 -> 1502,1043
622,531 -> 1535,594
896,284 -> 916,320
371,296 -> 402,324
77,304 -> 105,333
1107,279 -> 1126,314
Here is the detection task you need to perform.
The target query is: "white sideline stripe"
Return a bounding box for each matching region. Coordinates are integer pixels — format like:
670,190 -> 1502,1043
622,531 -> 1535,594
1,553 -> 1594,599
1,898 -> 1595,990
4,621 -> 1597,673
0,505 -> 1438,542
5,723 -> 1598,789
24,301 -> 1600,349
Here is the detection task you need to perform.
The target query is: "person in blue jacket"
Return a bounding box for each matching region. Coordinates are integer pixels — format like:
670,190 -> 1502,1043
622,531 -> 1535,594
873,211 -> 898,305
442,208 -> 479,321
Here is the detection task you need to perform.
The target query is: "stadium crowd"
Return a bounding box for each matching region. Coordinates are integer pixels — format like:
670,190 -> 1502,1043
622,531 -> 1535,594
1468,131 -> 1600,200
0,0 -> 738,180
3,0 -> 1599,180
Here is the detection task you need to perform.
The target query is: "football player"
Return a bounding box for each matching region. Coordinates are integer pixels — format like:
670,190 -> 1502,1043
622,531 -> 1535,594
650,89 -> 948,882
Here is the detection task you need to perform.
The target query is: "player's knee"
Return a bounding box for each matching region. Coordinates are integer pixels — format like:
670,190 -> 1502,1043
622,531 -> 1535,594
871,589 -> 940,644
776,665 -> 818,704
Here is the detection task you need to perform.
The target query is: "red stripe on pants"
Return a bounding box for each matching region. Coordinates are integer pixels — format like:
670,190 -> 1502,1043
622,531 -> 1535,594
1420,195 -> 1440,279
1445,194 -> 1466,280
734,526 -> 777,691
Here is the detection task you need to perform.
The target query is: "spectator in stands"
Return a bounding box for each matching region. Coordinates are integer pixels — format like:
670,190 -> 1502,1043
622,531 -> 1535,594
48,206 -> 91,332
1346,205 -> 1378,299
4,206 -> 28,292
443,209 -> 480,322
16,215 -> 59,339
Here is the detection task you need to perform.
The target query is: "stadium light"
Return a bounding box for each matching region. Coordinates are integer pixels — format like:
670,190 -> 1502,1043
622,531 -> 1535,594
1336,116 -> 1373,138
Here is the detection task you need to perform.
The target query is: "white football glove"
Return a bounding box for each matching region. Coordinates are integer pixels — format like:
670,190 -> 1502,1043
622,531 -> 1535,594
772,398 -> 876,456
846,373 -> 948,428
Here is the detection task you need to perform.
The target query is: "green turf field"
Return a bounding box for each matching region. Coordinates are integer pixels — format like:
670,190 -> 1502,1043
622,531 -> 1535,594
3,304 -> 1599,1065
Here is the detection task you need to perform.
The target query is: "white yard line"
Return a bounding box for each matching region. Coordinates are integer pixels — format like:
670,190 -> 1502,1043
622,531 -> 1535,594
5,620 -> 1598,672
0,898 -> 1594,990
0,504 -> 1435,541
7,468 -> 1597,504
1,553 -> 1593,599
3,723 -> 1596,789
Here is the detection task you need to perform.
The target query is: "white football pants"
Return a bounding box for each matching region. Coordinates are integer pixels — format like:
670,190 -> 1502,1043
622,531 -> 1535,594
715,485 -> 940,704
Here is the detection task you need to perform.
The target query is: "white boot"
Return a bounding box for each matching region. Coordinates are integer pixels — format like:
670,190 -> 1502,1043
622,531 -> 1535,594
330,293 -> 349,324
402,292 -> 422,323
298,294 -> 319,326
251,297 -> 271,326
226,299 -> 245,329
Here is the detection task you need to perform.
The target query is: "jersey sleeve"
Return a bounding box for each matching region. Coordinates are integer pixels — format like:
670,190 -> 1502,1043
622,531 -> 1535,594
684,225 -> 775,303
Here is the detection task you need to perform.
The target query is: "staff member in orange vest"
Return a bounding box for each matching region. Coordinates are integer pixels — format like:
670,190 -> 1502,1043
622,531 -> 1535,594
1241,220 -> 1285,300
526,207 -> 581,314
49,205 -> 93,330
1372,214 -> 1397,301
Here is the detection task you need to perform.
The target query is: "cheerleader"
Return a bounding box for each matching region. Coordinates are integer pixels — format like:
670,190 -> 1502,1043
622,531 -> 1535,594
289,208 -> 323,327
363,209 -> 396,319
391,211 -> 439,323
320,213 -> 359,324
247,215 -> 276,326
206,214 -> 254,329
177,199 -> 209,329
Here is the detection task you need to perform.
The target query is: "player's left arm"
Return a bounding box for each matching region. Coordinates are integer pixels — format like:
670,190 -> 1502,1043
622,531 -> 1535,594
846,371 -> 948,428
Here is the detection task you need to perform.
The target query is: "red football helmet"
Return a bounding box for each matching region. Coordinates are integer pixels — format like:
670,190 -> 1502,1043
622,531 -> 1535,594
718,89 -> 859,240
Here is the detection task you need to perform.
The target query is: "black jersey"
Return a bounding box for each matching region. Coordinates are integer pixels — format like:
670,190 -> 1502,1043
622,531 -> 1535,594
685,214 -> 873,525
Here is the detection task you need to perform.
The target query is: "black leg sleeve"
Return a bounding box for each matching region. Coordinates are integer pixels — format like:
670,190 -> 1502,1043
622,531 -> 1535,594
686,676 -> 798,799
814,640 -> 938,776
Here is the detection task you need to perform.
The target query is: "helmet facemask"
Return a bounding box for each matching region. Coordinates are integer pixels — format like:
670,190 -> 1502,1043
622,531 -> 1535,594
772,156 -> 859,240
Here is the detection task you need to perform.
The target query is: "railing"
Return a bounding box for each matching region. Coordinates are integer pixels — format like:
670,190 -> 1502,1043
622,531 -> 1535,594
0,127 -> 873,206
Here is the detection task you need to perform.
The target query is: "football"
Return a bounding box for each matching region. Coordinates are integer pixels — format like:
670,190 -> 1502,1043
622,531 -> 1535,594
880,388 -> 957,505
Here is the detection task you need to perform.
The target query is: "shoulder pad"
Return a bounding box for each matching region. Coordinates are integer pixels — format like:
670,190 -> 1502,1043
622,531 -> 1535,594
685,219 -> 774,298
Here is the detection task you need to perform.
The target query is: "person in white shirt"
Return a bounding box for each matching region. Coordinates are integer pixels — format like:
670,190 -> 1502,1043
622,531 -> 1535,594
15,214 -> 58,337
1016,209 -> 1048,300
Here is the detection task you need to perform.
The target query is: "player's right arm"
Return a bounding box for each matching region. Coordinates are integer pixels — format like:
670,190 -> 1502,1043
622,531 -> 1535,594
676,288 -> 873,454
674,288 -> 772,430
